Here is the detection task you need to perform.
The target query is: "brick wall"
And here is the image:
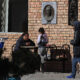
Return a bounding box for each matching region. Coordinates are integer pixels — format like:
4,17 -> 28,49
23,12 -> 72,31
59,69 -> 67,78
0,0 -> 80,59
0,33 -> 21,58
28,0 -> 80,72
28,0 -> 74,54
78,0 -> 80,20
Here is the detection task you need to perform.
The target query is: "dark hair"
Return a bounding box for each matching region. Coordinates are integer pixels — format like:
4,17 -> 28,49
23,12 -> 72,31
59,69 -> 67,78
21,32 -> 29,37
38,27 -> 45,34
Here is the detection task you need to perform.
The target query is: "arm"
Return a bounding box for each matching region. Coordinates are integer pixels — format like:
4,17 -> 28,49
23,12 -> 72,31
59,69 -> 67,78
26,39 -> 35,46
14,37 -> 23,51
37,34 -> 41,44
70,31 -> 80,46
29,40 -> 35,46
43,34 -> 48,43
37,34 -> 48,46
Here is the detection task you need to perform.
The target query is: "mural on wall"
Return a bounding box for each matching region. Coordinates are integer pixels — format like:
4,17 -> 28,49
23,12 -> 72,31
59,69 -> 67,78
42,2 -> 57,24
68,0 -> 78,25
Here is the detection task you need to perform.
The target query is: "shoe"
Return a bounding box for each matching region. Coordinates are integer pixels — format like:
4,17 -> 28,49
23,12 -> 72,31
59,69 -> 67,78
66,75 -> 75,79
8,77 -> 16,80
8,77 -> 21,80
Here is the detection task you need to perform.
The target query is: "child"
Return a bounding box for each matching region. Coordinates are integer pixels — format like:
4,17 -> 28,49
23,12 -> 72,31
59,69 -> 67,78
37,27 -> 48,72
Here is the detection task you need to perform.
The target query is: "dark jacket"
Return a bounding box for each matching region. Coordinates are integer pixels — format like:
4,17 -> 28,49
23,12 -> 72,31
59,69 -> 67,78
70,21 -> 80,57
14,36 -> 35,51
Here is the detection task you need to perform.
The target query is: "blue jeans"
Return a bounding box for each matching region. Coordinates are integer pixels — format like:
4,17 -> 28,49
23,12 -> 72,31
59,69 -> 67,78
71,57 -> 80,77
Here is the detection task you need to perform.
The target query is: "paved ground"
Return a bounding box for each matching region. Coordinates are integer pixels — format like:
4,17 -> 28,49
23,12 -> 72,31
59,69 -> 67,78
21,72 -> 80,80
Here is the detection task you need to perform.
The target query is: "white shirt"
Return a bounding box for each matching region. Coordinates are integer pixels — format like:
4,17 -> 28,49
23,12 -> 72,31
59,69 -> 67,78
37,33 -> 48,44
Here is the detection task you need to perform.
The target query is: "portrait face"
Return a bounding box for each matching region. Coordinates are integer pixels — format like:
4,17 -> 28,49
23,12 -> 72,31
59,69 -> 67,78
43,5 -> 54,22
23,34 -> 29,40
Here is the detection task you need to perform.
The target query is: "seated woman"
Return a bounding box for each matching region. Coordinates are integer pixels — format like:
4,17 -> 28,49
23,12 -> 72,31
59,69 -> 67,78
11,32 -> 40,76
14,32 -> 35,52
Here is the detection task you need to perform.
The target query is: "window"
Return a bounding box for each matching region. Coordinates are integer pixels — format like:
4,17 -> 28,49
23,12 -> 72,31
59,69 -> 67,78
68,0 -> 78,25
0,0 -> 28,32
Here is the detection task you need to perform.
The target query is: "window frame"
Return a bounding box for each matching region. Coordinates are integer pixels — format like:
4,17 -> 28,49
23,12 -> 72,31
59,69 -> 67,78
0,0 -> 28,33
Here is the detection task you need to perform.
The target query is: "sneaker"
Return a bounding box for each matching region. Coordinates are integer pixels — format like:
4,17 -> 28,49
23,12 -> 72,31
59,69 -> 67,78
8,77 -> 16,80
66,75 -> 75,79
8,77 -> 21,80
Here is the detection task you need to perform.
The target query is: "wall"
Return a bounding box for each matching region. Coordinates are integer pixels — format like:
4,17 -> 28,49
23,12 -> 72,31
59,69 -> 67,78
28,0 -> 74,54
78,0 -> 80,20
0,33 -> 21,58
0,0 -> 80,59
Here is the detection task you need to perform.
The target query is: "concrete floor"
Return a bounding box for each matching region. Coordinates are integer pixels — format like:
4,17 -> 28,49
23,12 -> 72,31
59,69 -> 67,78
21,72 -> 80,80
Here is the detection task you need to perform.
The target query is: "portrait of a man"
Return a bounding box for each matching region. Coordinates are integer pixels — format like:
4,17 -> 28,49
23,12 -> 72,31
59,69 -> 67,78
42,2 -> 57,24
43,5 -> 54,23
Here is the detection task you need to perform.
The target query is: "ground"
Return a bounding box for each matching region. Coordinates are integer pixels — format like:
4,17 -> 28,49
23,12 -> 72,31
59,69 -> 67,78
21,72 -> 80,80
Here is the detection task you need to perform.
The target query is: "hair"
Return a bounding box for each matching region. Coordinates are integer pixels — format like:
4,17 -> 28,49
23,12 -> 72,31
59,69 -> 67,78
38,27 -> 45,34
21,32 -> 29,37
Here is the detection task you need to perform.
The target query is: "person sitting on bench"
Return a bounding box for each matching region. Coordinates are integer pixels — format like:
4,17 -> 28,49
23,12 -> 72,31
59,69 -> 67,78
14,32 -> 35,52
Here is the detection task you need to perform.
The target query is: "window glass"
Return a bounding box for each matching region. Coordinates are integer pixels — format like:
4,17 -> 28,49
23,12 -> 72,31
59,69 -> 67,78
8,0 -> 28,32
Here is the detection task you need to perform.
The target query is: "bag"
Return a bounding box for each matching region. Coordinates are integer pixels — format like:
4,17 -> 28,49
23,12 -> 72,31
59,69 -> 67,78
0,42 -> 4,48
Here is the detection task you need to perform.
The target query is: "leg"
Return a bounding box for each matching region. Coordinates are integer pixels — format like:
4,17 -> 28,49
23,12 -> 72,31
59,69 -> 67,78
77,58 -> 80,73
38,48 -> 46,72
66,57 -> 77,78
71,57 -> 77,77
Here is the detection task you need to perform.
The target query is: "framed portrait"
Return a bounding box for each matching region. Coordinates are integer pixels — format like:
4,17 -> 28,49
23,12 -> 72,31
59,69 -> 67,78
42,2 -> 57,24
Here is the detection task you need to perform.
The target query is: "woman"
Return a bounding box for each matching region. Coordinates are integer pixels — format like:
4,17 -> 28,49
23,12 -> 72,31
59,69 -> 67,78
14,32 -> 35,51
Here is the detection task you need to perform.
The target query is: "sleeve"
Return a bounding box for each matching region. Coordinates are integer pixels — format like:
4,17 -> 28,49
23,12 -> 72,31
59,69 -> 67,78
70,31 -> 80,46
44,34 -> 48,43
20,42 -> 26,46
37,34 -> 41,44
14,37 -> 23,51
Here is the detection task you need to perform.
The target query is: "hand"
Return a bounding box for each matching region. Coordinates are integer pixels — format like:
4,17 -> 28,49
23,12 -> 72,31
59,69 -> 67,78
26,42 -> 30,46
70,40 -> 74,44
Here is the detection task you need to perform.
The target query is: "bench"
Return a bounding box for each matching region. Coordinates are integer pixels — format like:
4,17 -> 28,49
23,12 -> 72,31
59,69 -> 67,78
44,44 -> 70,72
